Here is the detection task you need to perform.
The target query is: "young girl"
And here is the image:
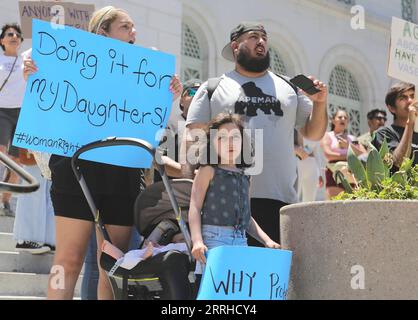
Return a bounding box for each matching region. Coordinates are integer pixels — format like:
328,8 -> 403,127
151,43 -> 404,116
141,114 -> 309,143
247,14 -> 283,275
188,112 -> 280,274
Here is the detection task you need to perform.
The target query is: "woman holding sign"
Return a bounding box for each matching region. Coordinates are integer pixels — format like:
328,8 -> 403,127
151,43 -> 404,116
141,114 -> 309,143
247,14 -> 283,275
24,6 -> 183,300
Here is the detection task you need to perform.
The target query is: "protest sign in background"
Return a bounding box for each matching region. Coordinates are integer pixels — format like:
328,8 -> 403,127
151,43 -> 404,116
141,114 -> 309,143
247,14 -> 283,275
19,1 -> 95,38
388,17 -> 418,84
13,19 -> 175,168
197,246 -> 292,300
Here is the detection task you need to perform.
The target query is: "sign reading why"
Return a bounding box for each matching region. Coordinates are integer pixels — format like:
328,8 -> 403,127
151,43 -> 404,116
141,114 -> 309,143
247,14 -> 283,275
19,1 -> 95,38
13,19 -> 175,168
197,246 -> 292,300
388,17 -> 418,83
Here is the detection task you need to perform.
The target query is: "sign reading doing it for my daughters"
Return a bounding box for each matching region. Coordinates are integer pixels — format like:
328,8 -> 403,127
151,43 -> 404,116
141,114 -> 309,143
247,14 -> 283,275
13,19 -> 175,168
197,246 -> 292,300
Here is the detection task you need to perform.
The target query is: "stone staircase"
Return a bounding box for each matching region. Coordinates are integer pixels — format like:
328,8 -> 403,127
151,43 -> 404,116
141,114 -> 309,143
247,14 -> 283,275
0,215 -> 82,300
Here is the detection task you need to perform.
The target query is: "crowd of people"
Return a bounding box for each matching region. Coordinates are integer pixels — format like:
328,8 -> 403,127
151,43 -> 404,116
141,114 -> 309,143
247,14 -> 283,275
1,4 -> 418,300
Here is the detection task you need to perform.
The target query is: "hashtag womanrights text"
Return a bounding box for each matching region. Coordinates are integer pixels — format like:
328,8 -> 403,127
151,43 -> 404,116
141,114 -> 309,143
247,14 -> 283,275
15,132 -> 82,155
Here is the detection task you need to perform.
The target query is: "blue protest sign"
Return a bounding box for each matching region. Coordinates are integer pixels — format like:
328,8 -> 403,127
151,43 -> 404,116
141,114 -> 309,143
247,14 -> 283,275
197,246 -> 292,300
13,19 -> 175,168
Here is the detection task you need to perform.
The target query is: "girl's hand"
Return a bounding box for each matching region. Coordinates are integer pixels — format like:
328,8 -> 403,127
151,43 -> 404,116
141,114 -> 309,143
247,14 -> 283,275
169,75 -> 183,101
265,239 -> 281,249
192,241 -> 208,264
23,58 -> 38,81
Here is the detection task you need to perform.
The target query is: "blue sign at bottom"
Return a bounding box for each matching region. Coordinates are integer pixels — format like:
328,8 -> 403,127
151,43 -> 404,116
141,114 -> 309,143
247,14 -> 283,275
197,246 -> 293,300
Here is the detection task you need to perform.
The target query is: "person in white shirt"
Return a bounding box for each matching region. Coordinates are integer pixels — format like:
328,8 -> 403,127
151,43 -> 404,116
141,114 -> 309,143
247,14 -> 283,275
294,129 -> 326,202
0,23 -> 25,216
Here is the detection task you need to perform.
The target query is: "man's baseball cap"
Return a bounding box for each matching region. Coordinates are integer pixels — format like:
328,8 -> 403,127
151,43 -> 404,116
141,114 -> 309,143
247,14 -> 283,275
221,22 -> 267,62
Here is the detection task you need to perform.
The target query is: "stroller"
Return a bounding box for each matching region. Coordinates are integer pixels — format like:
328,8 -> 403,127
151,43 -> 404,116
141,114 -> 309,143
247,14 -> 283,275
0,151 -> 39,194
71,137 -> 195,300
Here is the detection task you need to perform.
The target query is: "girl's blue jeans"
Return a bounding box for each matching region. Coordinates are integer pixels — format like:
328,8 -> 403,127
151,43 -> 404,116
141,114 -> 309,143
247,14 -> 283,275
195,224 -> 247,275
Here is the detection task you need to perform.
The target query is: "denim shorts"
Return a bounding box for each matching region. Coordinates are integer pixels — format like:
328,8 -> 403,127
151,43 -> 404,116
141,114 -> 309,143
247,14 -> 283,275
195,224 -> 247,274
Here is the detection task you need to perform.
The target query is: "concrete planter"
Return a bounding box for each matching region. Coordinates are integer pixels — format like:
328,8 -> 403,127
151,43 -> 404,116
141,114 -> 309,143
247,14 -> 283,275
280,200 -> 418,300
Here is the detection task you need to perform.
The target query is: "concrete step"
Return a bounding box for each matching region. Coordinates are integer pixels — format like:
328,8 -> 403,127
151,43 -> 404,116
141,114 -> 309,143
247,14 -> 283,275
0,250 -> 54,274
0,216 -> 14,233
0,272 -> 82,297
0,232 -> 16,252
0,295 -> 46,300
0,296 -> 81,300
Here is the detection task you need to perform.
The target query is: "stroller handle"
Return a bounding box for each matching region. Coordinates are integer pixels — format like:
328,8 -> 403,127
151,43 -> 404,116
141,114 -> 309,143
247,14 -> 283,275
71,137 -> 155,243
70,137 -> 193,261
71,137 -> 155,180
0,151 -> 40,193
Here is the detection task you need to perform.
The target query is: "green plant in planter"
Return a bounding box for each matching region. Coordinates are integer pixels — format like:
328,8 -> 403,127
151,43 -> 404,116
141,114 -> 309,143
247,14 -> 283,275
333,140 -> 418,200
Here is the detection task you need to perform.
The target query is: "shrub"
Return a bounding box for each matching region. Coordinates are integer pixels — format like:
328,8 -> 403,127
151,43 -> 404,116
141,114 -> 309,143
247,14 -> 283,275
333,141 -> 418,200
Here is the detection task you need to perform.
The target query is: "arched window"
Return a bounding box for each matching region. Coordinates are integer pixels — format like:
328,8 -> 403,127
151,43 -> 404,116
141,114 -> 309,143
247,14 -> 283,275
181,22 -> 207,81
269,47 -> 287,75
328,65 -> 362,136
402,0 -> 416,22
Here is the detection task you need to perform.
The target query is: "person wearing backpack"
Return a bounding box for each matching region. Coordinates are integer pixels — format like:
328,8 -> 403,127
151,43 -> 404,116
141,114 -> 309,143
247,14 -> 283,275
181,22 -> 328,246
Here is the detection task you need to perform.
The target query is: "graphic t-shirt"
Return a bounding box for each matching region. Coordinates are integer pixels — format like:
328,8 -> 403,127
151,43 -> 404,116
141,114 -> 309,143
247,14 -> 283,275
372,125 -> 418,169
186,70 -> 313,203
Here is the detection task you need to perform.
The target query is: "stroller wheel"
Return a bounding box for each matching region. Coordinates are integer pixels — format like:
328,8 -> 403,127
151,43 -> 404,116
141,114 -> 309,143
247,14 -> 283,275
130,285 -> 156,300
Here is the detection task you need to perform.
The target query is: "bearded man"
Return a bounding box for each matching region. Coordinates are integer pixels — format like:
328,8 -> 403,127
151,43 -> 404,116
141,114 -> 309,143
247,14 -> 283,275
181,22 -> 328,246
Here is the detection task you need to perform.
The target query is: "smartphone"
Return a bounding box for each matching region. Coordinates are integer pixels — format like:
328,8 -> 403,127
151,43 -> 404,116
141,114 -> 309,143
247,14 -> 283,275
290,74 -> 321,95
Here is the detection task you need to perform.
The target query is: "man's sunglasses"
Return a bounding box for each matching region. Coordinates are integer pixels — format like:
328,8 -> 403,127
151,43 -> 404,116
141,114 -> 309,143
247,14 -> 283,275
5,32 -> 21,38
373,116 -> 387,121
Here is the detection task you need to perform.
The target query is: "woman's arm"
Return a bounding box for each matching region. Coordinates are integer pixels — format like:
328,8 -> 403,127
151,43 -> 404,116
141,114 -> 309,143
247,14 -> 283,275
169,75 -> 182,101
247,217 -> 280,248
23,58 -> 38,81
320,133 -> 346,162
294,146 -> 309,160
160,155 -> 182,178
350,140 -> 368,157
188,165 -> 214,263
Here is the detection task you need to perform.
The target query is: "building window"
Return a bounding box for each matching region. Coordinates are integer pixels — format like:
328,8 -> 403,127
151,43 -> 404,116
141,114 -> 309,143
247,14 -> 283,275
269,47 -> 287,75
328,65 -> 362,136
402,0 -> 416,22
181,22 -> 206,82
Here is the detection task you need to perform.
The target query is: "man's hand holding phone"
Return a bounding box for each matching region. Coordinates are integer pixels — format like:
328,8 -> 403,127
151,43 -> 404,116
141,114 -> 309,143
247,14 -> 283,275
290,74 -> 328,103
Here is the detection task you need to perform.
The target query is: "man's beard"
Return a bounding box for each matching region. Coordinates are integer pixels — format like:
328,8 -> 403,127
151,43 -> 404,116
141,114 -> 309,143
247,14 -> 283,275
237,46 -> 270,73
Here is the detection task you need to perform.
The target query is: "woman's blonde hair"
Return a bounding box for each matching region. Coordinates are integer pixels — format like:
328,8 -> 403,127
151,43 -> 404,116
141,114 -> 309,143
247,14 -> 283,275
88,6 -> 126,34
